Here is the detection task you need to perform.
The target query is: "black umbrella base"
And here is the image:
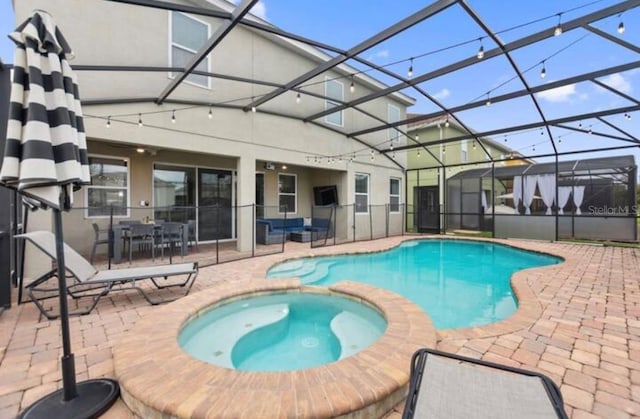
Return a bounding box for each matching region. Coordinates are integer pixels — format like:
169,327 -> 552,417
19,379 -> 120,419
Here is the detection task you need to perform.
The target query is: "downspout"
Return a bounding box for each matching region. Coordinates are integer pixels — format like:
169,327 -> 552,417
438,123 -> 445,233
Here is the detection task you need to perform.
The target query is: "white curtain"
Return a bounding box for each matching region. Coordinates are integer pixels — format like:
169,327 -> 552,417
512,176 -> 522,214
481,190 -> 488,211
557,187 -> 572,215
522,175 -> 538,215
537,174 -> 556,215
573,185 -> 585,215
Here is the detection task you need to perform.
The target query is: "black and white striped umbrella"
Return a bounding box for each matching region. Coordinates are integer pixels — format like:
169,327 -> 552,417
0,10 -> 89,210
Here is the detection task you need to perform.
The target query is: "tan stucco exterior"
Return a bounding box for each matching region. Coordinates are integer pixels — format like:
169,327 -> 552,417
14,0 -> 411,274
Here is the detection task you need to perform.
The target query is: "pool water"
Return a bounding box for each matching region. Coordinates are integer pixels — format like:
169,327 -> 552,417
178,293 -> 387,371
268,240 -> 561,329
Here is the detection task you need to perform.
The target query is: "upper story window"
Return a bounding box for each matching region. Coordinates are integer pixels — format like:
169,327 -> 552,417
278,173 -> 297,214
461,140 -> 468,163
355,173 -> 369,214
170,12 -> 210,88
389,177 -> 401,213
325,78 -> 344,126
86,156 -> 129,218
388,104 -> 401,143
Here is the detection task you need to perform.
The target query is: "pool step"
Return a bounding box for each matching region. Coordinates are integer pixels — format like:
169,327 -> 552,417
181,303 -> 289,368
331,311 -> 384,359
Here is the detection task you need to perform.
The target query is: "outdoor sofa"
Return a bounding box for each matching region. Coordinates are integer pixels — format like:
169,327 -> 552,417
256,217 -> 332,244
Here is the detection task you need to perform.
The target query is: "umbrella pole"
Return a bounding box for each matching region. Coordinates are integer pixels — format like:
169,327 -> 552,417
19,208 -> 120,419
53,208 -> 78,400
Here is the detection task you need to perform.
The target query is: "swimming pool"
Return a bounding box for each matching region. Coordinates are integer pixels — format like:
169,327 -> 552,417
268,240 -> 561,329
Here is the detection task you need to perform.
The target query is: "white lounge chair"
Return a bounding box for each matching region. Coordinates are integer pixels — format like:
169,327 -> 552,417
402,348 -> 568,419
18,231 -> 199,319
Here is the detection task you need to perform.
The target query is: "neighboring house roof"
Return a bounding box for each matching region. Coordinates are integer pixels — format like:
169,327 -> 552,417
406,112 -> 522,157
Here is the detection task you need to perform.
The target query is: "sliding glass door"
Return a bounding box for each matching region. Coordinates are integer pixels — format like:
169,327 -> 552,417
198,168 -> 233,241
153,165 -> 196,223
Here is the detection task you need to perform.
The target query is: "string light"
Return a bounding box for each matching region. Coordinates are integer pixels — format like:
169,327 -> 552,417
472,141 -> 476,149
554,13 -> 563,36
504,135 -> 508,142
208,105 -> 213,119
624,113 -> 632,120
251,97 -> 256,113
350,76 -> 355,93
618,15 -> 625,34
415,134 -> 419,141
540,128 -> 544,136
476,38 -> 485,59
408,58 -> 414,77
485,93 -> 491,106
445,117 -> 450,128
417,150 -> 421,158
588,127 -> 592,135
442,145 -> 446,154
171,110 -> 176,124
138,113 -> 143,127
106,116 -> 111,128
296,92 -> 301,104
578,121 -> 583,129
540,61 -> 546,78
392,152 -> 396,159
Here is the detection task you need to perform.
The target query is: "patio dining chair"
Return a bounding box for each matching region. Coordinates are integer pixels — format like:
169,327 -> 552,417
90,223 -> 110,264
402,348 -> 568,419
127,223 -> 156,264
158,222 -> 183,262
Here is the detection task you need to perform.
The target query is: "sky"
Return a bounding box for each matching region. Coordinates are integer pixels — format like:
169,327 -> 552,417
1,0 -> 639,168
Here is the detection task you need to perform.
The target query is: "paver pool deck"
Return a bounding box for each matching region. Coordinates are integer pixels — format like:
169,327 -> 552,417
1,235 -> 639,418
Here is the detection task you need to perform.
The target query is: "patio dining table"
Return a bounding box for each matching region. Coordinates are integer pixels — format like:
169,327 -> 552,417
111,222 -> 189,264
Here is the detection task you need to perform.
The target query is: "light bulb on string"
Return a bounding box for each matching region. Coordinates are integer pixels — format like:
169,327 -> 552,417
485,93 -> 491,106
504,135 -> 508,143
138,113 -> 143,127
251,97 -> 256,113
408,58 -> 414,77
442,145 -> 446,154
296,92 -> 301,104
445,117 -> 450,128
171,110 -> 176,124
554,13 -> 563,36
472,141 -> 476,149
417,150 -> 421,158
106,116 -> 111,128
476,38 -> 484,59
618,16 -> 625,34
624,113 -> 631,120
350,76 -> 355,93
578,121 -> 583,129
208,105 -> 213,119
540,61 -> 546,78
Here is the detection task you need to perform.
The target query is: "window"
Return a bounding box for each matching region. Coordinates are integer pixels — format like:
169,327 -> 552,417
170,12 -> 210,87
153,164 -> 196,223
355,173 -> 369,214
278,173 -> 297,213
390,178 -> 401,213
325,78 -> 344,126
461,140 -> 468,163
86,156 -> 129,217
388,104 -> 401,143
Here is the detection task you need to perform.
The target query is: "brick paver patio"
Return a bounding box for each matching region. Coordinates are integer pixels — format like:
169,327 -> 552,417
0,235 -> 639,418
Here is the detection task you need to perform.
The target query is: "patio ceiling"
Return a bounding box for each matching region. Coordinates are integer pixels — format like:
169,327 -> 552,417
23,0 -> 640,169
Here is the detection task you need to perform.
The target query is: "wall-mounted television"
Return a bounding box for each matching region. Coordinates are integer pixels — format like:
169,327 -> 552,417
313,185 -> 338,206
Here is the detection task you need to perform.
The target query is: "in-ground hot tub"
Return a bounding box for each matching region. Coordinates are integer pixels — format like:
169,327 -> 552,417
113,280 -> 436,418
179,292 -> 387,371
